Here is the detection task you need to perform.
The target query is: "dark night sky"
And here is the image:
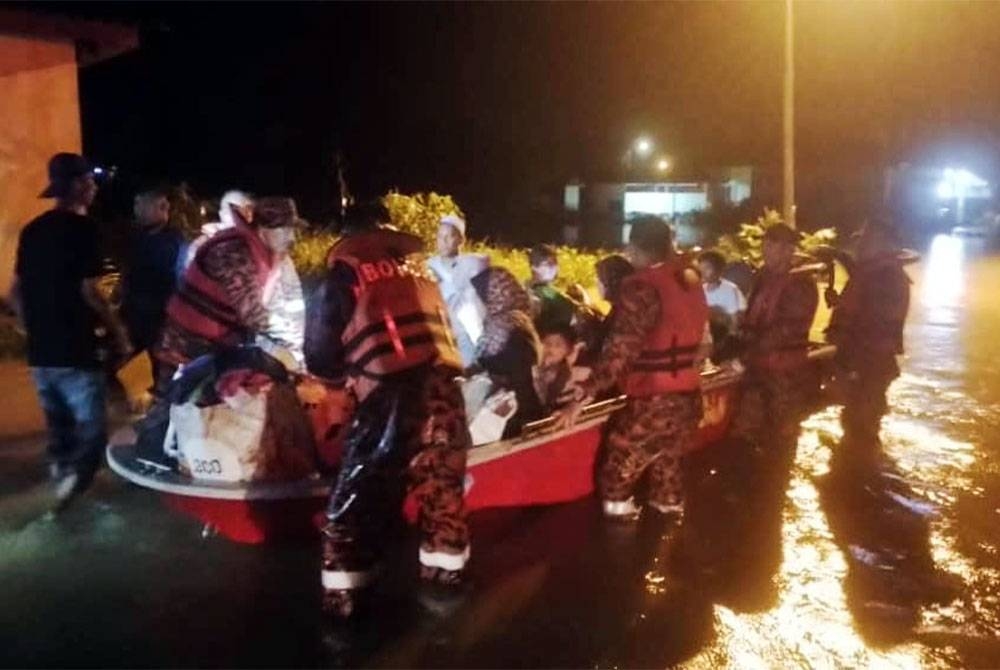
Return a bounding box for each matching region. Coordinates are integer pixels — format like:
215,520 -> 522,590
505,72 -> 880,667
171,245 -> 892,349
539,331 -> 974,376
24,1 -> 1000,231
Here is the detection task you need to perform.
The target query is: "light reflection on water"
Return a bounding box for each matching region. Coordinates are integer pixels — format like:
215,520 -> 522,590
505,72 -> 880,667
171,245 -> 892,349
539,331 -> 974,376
921,234 -> 965,326
682,237 -> 1000,669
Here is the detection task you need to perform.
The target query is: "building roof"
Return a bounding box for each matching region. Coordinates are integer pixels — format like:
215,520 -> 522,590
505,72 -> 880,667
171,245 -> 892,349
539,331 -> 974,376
0,8 -> 137,66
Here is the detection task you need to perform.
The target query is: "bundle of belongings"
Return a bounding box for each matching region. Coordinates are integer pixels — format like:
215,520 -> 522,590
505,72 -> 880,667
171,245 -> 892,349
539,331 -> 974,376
162,346 -> 324,482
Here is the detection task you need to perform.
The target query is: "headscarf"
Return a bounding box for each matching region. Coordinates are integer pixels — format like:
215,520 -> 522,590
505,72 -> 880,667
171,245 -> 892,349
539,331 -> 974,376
471,267 -> 541,358
596,254 -> 634,305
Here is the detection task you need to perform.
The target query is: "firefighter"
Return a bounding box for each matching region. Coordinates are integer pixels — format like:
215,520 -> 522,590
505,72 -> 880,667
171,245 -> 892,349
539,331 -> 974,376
555,216 -> 709,520
731,223 -> 820,452
826,220 -> 911,458
304,201 -> 471,618
135,197 -> 303,459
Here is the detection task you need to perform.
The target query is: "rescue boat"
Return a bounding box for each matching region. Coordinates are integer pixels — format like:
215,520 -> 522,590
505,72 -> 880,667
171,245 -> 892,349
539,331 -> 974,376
106,344 -> 836,544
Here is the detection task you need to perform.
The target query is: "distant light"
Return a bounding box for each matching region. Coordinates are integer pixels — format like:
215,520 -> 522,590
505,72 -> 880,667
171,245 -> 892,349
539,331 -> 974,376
635,138 -> 653,155
656,158 -> 671,172
93,167 -> 104,175
936,167 -> 989,199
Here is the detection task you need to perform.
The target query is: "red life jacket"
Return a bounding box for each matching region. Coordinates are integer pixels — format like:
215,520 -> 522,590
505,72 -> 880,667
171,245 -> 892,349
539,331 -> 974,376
623,261 -> 708,397
742,269 -> 815,372
166,222 -> 275,345
328,229 -> 461,387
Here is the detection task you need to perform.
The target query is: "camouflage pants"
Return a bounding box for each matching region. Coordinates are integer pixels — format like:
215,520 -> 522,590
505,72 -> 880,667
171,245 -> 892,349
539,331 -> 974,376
730,367 -> 816,450
596,392 -> 703,514
321,365 -> 471,593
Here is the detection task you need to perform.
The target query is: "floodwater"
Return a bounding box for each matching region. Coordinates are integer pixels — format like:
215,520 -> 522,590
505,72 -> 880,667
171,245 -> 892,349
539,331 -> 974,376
2,235 -> 1000,668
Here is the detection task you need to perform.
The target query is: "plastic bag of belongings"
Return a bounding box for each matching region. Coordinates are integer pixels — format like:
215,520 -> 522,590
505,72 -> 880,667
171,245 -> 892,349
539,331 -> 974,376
162,347 -> 350,482
461,373 -> 518,446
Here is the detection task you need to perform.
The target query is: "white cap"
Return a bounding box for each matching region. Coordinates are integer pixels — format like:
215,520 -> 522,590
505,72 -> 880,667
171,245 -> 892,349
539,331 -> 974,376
440,214 -> 466,238
220,190 -> 254,227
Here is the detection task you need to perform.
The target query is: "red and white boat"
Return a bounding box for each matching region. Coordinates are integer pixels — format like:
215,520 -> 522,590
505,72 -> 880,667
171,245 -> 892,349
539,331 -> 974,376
106,345 -> 835,544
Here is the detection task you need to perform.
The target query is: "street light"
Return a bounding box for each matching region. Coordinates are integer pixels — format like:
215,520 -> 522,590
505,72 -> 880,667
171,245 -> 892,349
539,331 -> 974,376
623,137 -> 655,172
783,0 -> 795,229
656,158 -> 671,173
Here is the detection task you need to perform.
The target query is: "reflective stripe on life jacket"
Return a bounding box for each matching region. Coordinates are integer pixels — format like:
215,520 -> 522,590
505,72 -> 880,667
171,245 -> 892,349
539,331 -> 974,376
328,229 -> 461,384
166,222 -> 274,344
623,261 -> 708,397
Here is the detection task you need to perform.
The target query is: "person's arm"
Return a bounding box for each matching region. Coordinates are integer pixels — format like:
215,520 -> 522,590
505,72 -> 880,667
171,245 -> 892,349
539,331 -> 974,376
733,283 -> 747,326
553,281 -> 659,428
304,261 -> 356,384
583,280 -> 660,399
82,278 -> 132,358
7,279 -> 23,328
77,222 -> 132,358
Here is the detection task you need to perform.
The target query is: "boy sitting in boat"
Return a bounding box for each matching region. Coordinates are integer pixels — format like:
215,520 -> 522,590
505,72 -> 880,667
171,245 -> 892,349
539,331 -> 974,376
533,324 -> 592,415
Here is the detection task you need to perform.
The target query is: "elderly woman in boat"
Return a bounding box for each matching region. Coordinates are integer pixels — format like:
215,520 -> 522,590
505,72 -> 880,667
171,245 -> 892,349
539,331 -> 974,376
467,266 -> 545,438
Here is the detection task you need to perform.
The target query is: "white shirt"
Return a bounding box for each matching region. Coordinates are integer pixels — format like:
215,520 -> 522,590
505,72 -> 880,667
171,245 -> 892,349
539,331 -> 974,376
703,278 -> 747,318
428,253 -> 489,366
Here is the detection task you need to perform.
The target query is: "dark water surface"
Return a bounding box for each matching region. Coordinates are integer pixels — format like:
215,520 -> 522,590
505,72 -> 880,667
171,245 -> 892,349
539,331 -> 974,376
2,236 -> 999,668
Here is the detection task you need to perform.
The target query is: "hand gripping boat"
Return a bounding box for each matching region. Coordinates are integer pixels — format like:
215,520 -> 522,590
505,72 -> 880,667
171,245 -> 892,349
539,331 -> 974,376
107,345 -> 836,543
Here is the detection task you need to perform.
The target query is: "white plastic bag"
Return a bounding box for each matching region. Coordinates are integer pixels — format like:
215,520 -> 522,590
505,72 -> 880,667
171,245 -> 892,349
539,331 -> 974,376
461,373 -> 494,420
164,389 -> 268,482
468,390 -> 518,446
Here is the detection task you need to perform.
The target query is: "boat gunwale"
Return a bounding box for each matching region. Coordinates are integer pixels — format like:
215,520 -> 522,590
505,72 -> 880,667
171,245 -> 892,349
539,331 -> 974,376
105,346 -> 835,502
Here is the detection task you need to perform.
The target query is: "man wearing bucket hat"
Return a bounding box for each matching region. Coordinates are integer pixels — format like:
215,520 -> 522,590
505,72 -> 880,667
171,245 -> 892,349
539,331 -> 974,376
12,152 -> 132,504
428,214 -> 489,366
826,218 -> 911,458
135,196 -> 306,457
730,223 -> 820,452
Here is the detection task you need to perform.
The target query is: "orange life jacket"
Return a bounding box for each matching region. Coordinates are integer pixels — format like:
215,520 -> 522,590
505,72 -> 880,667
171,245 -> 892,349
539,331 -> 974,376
623,261 -> 708,397
742,269 -> 816,372
328,229 -> 461,387
166,222 -> 275,345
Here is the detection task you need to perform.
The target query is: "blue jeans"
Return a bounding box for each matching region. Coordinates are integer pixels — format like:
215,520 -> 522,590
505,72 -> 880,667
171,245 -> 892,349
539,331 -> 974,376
30,367 -> 107,476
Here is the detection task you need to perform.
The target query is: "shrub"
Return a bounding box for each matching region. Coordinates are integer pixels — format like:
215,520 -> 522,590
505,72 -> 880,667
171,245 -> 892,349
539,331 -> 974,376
714,208 -> 838,267
383,191 -> 463,246
290,192 -> 604,290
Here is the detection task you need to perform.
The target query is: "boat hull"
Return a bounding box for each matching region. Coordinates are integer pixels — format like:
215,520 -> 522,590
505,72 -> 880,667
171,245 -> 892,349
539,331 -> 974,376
107,354 -> 822,544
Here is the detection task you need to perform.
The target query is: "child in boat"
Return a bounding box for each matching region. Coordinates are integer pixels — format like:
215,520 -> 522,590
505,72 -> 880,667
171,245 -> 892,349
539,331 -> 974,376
533,324 -> 592,414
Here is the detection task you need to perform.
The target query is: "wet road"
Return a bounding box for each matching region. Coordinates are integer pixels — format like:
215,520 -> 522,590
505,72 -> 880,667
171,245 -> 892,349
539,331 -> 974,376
2,235 -> 999,668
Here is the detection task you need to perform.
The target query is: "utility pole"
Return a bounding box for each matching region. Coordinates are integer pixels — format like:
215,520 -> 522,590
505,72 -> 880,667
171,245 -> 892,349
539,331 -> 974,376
783,0 -> 796,228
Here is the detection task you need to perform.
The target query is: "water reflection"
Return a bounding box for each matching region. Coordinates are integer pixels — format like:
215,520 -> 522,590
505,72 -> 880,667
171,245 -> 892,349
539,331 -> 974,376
921,234 -> 965,325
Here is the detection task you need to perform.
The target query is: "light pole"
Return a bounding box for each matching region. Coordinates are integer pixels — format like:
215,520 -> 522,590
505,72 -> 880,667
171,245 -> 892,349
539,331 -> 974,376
783,0 -> 796,228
